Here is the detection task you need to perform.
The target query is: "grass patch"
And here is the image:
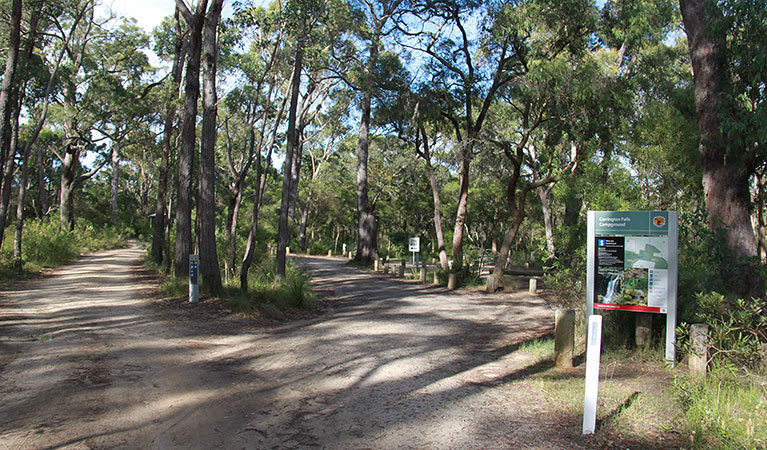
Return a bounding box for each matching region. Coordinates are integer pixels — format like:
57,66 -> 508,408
149,254 -> 316,318
509,342 -> 687,447
517,336 -> 555,360
674,367 -> 767,449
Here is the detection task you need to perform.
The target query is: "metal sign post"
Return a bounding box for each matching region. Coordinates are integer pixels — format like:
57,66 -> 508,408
189,254 -> 199,303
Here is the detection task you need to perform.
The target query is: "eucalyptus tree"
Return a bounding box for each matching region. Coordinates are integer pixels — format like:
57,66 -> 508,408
173,0 -> 226,295
236,10 -> 291,288
40,0 -> 151,230
0,0 -> 23,198
276,0 -> 345,278
395,0 -> 536,269
479,0 -> 597,291
151,10 -> 188,265
1,0 -> 46,250
296,91 -> 351,249
679,0 -> 766,297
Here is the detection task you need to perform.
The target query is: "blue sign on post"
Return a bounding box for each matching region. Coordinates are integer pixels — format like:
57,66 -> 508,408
189,254 -> 199,303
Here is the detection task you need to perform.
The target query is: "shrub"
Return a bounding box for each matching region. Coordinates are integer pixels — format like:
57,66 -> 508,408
1,217 -> 124,277
677,292 -> 767,370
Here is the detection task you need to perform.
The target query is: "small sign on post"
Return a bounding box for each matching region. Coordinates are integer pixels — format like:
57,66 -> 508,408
189,254 -> 199,303
409,237 -> 420,266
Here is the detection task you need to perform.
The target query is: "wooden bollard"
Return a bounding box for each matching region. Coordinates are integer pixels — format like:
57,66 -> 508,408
528,278 -> 537,294
554,309 -> 575,369
374,260 -> 379,271
447,273 -> 457,290
635,313 -> 652,349
398,260 -> 406,278
419,266 -> 427,283
286,246 -> 290,255
433,271 -> 439,285
689,323 -> 709,376
327,250 -> 332,257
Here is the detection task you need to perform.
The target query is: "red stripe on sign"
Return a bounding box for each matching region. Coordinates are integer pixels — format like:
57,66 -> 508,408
594,303 -> 662,313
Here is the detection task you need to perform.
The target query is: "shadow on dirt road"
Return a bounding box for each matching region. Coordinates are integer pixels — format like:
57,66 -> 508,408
0,246 -> 602,449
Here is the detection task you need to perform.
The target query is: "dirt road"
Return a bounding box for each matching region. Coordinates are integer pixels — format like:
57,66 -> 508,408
0,244 -> 589,449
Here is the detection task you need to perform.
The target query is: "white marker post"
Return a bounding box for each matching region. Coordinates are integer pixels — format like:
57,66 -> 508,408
189,254 -> 199,303
582,314 -> 603,434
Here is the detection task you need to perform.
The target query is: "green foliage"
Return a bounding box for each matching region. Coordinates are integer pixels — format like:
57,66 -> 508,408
0,217 -> 125,280
677,293 -> 767,370
233,257 -> 316,312
674,368 -> 767,449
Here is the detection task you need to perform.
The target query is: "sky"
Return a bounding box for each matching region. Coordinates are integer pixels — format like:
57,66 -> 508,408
100,0 -> 236,34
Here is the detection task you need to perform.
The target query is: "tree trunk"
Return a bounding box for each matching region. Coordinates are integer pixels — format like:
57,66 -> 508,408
241,83 -> 286,290
0,0 -> 22,180
14,130 -> 32,267
152,9 -> 186,265
298,186 -> 313,249
0,104 -> 20,239
37,140 -> 48,217
538,184 -> 556,258
111,143 -> 120,225
276,34 -> 304,279
226,178 -> 244,275
418,127 -> 448,270
680,0 -> 763,297
197,0 -> 224,294
354,34 -> 380,266
288,137 -> 304,221
451,150 -> 471,268
173,0 -> 207,278
60,144 -> 79,231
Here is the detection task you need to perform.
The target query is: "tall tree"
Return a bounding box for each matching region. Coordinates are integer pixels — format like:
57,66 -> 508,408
679,0 -> 764,297
151,10 -> 188,265
198,0 -> 225,294
173,0 -> 208,277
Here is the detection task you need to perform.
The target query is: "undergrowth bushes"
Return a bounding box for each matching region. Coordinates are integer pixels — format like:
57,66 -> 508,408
151,252 -> 315,317
0,217 -> 124,280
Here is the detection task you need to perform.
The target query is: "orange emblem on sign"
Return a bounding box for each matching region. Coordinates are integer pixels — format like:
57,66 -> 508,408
654,216 -> 665,227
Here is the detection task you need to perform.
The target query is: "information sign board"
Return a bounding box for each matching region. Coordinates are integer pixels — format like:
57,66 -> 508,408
587,211 -> 678,362
592,211 -> 673,313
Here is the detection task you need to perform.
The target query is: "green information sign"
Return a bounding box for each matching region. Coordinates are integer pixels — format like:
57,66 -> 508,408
594,211 -> 669,236
587,211 -> 679,363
